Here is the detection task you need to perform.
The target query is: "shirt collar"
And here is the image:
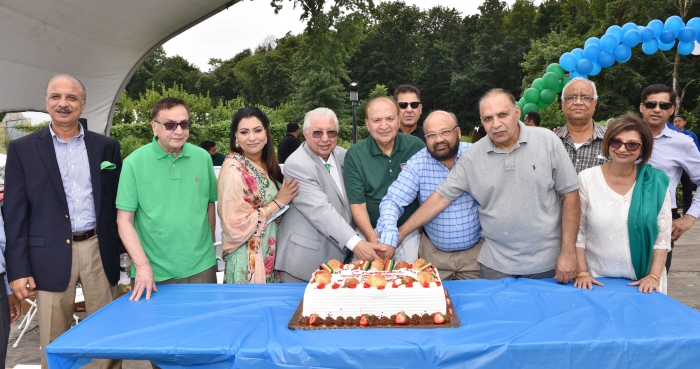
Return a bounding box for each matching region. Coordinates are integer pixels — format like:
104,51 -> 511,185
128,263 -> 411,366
555,121 -> 603,140
481,122 -> 527,153
368,134 -> 402,157
656,125 -> 675,139
151,136 -> 191,159
319,152 -> 335,167
49,122 -> 84,142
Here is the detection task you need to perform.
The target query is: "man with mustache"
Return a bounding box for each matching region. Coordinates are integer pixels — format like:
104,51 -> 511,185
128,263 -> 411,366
394,85 -> 426,143
344,97 -> 425,261
639,84 -> 700,271
396,89 -> 580,282
5,74 -> 122,369
376,111 -> 482,279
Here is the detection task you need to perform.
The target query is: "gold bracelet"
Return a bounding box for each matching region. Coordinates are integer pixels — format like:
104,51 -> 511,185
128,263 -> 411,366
575,271 -> 590,279
646,274 -> 660,284
266,205 -> 273,215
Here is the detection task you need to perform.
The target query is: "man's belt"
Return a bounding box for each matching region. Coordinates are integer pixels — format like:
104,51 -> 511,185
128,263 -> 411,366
72,228 -> 96,242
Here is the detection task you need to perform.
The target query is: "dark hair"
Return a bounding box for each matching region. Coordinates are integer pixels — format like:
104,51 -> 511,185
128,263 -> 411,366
152,97 -> 189,120
675,114 -> 686,121
200,140 -> 216,151
602,113 -> 654,165
525,111 -> 541,126
286,121 -> 300,133
365,96 -> 400,118
478,88 -> 517,109
230,107 -> 283,184
640,84 -> 677,106
393,85 -> 421,101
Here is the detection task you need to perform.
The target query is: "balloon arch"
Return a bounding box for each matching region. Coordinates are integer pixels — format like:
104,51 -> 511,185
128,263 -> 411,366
518,15 -> 700,120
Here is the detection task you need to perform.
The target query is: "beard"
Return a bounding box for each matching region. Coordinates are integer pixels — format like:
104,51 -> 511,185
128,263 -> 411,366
429,138 -> 459,162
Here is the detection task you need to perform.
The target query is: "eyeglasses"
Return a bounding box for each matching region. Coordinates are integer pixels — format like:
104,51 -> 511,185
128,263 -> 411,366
609,138 -> 641,152
643,101 -> 673,110
398,102 -> 421,109
425,126 -> 458,141
311,130 -> 338,139
563,95 -> 596,103
154,120 -> 191,130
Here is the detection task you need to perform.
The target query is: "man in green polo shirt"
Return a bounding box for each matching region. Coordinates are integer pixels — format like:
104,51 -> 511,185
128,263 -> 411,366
344,97 -> 425,261
116,97 -> 218,301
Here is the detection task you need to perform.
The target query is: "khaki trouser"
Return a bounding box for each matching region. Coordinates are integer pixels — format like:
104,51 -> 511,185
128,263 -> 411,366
36,235 -> 119,369
419,234 -> 483,280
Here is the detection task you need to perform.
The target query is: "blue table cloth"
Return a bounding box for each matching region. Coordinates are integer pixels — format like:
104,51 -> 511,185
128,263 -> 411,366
45,278 -> 700,369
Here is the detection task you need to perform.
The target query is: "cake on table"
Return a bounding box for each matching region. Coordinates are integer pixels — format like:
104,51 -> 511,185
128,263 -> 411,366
298,258 -> 455,328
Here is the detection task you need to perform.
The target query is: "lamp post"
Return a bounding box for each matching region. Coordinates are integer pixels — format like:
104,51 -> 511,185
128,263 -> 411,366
349,81 -> 359,144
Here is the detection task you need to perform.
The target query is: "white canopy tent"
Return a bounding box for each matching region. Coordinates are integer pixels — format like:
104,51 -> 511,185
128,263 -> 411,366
0,0 -> 239,135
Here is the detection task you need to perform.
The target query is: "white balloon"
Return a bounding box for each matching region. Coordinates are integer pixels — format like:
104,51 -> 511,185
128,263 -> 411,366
693,41 -> 700,55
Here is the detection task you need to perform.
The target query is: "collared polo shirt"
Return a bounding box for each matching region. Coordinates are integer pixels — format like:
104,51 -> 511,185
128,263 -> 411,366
116,138 -> 217,281
438,123 -> 579,275
344,133 -> 425,228
555,122 -> 609,173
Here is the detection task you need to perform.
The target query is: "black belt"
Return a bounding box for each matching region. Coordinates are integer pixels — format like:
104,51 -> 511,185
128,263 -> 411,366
72,228 -> 96,242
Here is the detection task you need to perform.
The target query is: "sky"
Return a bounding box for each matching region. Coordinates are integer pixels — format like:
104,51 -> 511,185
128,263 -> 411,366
163,0 -> 493,71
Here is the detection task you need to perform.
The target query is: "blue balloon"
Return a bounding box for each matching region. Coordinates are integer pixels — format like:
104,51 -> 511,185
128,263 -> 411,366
678,41 -> 695,55
642,39 -> 659,54
621,22 -> 638,34
571,48 -> 584,60
589,61 -> 602,77
622,30 -> 641,47
613,45 -> 632,62
597,51 -> 616,68
678,27 -> 697,43
665,15 -> 685,35
687,17 -> 700,33
569,71 -> 587,79
576,58 -> 594,75
584,37 -> 600,47
648,19 -> 664,38
659,40 -> 675,51
600,34 -> 619,52
659,29 -> 676,44
559,53 -> 578,72
606,25 -> 624,41
640,27 -> 655,42
583,44 -> 601,60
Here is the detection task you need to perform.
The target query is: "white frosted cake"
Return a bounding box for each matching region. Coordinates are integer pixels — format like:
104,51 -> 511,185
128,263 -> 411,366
299,258 -> 453,327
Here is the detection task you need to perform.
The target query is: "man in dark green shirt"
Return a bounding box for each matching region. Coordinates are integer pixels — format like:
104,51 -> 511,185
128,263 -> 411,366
201,140 -> 226,166
344,97 -> 425,260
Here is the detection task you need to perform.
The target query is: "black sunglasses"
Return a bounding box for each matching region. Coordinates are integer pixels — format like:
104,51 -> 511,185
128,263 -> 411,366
154,120 -> 191,130
398,102 -> 420,109
610,138 -> 641,152
643,101 -> 673,110
311,130 -> 338,139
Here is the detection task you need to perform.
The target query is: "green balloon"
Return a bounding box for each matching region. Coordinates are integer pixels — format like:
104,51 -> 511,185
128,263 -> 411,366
542,72 -> 561,90
518,97 -> 527,107
524,88 -> 540,104
522,102 -> 539,114
556,77 -> 572,94
546,63 -> 565,79
537,100 -> 549,109
540,89 -> 556,104
532,78 -> 545,92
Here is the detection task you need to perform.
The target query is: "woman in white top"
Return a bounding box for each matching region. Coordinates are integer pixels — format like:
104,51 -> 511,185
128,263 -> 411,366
574,114 -> 671,293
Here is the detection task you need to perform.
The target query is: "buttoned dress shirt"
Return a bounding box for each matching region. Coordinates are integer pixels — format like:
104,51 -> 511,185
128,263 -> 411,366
49,123 -> 95,232
0,213 -> 12,294
555,123 -> 609,173
649,125 -> 700,218
377,143 -> 481,251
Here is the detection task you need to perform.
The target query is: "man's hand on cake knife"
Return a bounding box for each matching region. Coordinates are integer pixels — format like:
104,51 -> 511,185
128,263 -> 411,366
353,241 -> 384,261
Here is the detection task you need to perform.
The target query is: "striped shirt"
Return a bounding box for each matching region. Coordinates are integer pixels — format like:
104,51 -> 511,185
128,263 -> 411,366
555,123 -> 609,173
377,143 -> 481,252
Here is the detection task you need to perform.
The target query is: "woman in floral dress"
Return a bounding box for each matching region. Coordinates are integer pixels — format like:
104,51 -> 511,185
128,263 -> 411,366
217,107 -> 298,283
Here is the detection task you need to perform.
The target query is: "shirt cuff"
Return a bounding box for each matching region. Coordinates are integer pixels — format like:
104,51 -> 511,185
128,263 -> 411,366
687,206 -> 700,220
378,231 -> 399,248
345,235 -> 362,251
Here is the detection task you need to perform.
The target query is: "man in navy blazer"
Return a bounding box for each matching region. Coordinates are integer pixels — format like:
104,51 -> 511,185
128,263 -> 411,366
4,74 -> 122,369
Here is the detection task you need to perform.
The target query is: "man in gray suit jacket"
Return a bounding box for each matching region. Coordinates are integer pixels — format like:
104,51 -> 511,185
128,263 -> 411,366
276,108 -> 386,283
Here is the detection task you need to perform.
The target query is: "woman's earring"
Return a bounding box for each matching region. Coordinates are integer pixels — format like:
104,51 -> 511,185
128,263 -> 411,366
236,141 -> 241,148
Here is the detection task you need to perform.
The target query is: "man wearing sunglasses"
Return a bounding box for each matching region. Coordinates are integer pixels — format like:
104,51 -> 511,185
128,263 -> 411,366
376,111 -> 482,280
555,78 -> 608,173
394,85 -> 426,143
116,97 -> 218,301
277,108 -> 386,282
640,84 -> 700,272
5,74 -> 122,369
673,114 -> 700,218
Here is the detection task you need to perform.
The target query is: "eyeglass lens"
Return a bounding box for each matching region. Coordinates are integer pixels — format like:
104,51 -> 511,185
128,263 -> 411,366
312,130 -> 338,139
398,102 -> 420,109
159,121 -> 191,130
643,101 -> 673,110
610,138 -> 641,152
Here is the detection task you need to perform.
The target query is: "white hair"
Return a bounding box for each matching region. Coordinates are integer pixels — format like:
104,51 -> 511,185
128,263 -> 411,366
562,77 -> 598,100
46,73 -> 86,102
303,107 -> 340,131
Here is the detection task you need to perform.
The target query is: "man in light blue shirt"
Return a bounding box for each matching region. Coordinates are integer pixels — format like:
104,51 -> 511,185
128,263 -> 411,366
0,212 -> 22,368
377,111 -> 482,279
